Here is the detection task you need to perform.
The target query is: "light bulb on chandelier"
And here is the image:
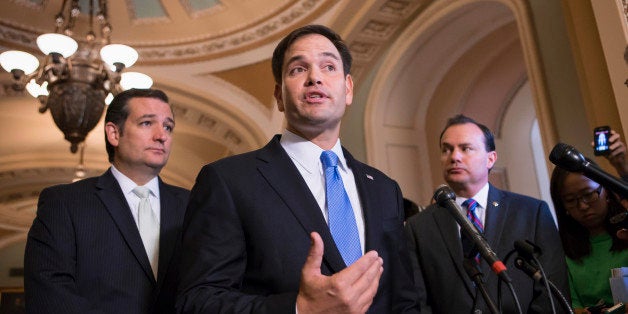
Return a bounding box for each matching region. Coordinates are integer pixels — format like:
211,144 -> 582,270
0,0 -> 152,154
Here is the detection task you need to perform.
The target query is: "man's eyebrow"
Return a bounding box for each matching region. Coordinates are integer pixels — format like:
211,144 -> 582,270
285,51 -> 341,67
135,114 -> 175,124
320,51 -> 340,61
136,114 -> 157,120
285,55 -> 304,67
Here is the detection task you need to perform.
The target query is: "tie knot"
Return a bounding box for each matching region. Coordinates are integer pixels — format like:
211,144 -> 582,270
320,150 -> 339,168
463,198 -> 478,212
132,186 -> 150,199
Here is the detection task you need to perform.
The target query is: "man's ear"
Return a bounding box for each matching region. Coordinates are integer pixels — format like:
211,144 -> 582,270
345,74 -> 354,107
487,150 -> 497,170
105,122 -> 120,147
274,84 -> 285,112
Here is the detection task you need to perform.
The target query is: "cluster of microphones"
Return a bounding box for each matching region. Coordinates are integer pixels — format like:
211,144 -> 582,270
433,143 -> 628,314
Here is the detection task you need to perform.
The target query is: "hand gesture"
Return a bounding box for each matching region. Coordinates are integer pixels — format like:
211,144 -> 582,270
296,232 -> 383,314
605,130 -> 628,177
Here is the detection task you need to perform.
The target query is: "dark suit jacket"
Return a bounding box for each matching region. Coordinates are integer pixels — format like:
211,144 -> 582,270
176,135 -> 419,313
405,184 -> 570,313
24,169 -> 189,314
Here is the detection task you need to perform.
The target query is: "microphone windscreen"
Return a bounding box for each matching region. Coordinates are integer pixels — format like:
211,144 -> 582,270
433,184 -> 455,204
514,240 -> 541,259
549,143 -> 585,172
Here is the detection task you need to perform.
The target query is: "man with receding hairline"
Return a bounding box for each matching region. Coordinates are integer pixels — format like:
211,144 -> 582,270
405,114 -> 569,313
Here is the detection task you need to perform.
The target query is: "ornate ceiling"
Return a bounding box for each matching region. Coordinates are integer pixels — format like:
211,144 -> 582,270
0,0 -> 431,259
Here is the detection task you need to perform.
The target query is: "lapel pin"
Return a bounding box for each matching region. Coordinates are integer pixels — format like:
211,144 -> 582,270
492,201 -> 499,207
366,174 -> 374,180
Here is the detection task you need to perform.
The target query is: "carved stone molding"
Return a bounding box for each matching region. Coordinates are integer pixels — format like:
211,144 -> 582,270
137,0 -> 326,63
170,102 -> 247,153
623,0 -> 628,26
0,167 -> 103,230
347,0 -> 431,81
0,0 -> 330,64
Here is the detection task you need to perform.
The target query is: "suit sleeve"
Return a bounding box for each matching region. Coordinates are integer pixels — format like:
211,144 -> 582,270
529,201 -> 571,313
390,184 -> 421,314
176,165 -> 297,314
24,187 -> 105,314
403,217 -> 430,313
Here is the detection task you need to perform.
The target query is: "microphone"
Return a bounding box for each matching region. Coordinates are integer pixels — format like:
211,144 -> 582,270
514,257 -> 542,283
514,239 -> 541,260
433,184 -> 511,283
549,143 -> 628,198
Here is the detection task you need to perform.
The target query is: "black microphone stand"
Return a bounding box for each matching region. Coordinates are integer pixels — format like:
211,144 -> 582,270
463,258 -> 500,314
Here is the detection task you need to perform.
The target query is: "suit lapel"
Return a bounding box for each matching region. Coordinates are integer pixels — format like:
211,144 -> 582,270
343,150 -> 382,254
484,185 -> 507,274
256,136 -> 346,273
96,169 -> 156,283
156,181 -> 184,285
433,205 -> 476,296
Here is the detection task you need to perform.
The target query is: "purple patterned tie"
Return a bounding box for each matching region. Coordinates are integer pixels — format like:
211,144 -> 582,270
463,198 -> 483,263
464,199 -> 483,233
321,150 -> 362,266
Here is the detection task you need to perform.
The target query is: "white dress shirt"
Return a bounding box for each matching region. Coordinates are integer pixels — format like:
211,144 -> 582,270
280,130 -> 366,254
110,165 -> 161,227
456,182 -> 490,232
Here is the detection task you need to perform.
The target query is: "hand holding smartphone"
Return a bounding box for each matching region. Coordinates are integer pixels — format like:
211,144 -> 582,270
594,126 -> 611,156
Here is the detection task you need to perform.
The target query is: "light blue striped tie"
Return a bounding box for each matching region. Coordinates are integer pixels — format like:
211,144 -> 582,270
321,150 -> 362,266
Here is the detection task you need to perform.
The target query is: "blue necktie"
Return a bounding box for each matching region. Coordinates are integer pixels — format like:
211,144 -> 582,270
462,198 -> 483,264
321,150 -> 362,266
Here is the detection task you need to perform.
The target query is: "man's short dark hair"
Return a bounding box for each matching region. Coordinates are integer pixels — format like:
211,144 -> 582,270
439,114 -> 496,152
104,88 -> 169,162
271,24 -> 352,85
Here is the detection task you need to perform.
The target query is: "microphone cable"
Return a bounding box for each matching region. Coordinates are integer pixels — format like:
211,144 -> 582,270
514,257 -> 573,314
499,249 -> 524,314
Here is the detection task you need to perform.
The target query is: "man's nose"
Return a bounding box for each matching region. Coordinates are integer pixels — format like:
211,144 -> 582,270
153,126 -> 168,142
305,68 -> 322,86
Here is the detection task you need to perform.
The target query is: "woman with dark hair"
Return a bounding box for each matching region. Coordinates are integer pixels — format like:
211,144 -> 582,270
550,158 -> 628,311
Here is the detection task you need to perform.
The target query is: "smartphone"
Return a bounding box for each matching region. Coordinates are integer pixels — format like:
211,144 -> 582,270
603,303 -> 625,314
610,212 -> 628,230
594,126 -> 611,156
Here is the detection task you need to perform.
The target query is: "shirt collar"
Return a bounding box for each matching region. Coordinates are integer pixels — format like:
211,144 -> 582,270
110,165 -> 160,198
280,129 -> 347,173
456,182 -> 489,209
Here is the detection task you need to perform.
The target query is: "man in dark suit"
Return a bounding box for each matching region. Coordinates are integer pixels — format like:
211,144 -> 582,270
176,25 -> 419,313
24,88 -> 189,314
405,114 -> 570,313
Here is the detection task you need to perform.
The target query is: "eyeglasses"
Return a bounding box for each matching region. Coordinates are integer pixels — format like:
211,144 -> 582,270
563,186 -> 603,209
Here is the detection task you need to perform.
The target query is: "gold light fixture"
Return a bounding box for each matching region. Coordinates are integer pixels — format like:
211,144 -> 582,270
0,0 -> 153,153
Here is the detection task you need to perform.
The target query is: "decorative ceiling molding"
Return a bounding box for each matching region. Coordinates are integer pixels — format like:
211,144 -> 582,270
171,101 -> 247,153
137,0 -> 329,64
346,0 -> 430,81
623,0 -> 628,26
0,167 -> 100,191
0,23 -> 37,52
9,0 -> 44,11
0,0 -> 334,65
180,0 -> 226,19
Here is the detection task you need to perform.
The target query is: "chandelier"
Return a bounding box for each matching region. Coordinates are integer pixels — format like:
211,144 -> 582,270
0,0 -> 152,153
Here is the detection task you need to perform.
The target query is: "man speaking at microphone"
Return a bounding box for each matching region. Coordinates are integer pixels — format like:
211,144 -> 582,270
405,114 -> 569,313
